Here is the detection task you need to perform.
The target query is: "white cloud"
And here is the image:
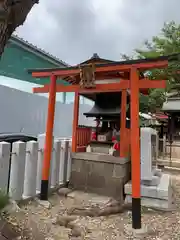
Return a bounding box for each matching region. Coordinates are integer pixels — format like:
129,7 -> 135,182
15,0 -> 180,65
1,0 -> 177,101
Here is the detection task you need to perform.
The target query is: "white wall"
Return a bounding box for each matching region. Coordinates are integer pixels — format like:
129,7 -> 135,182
0,84 -> 94,138
0,76 -> 94,105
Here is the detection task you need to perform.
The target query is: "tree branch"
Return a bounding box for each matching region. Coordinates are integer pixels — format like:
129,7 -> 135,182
0,0 -> 38,56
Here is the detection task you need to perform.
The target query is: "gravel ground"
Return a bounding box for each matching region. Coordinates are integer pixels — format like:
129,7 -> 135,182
3,170 -> 180,240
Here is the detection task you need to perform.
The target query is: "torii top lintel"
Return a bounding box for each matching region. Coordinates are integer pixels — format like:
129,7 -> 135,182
28,53 -> 179,94
28,54 -> 179,78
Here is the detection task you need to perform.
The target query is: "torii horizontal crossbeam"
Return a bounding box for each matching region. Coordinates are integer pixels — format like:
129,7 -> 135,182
30,59 -> 168,78
33,80 -> 166,94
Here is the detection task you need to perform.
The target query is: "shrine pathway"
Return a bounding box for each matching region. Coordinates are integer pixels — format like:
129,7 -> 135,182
2,171 -> 180,240
0,219 -> 19,240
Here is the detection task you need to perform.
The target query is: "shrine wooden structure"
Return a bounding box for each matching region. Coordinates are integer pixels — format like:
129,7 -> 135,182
28,54 -> 177,230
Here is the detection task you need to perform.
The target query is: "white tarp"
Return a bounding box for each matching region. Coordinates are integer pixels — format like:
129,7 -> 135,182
0,79 -> 94,138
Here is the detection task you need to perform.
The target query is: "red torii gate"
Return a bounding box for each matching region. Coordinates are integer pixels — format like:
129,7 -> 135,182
28,55 -> 173,230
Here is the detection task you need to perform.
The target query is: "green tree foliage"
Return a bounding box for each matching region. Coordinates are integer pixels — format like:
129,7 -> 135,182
122,21 -> 180,113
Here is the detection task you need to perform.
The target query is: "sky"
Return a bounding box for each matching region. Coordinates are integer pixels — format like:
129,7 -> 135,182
2,0 -> 180,102
15,0 -> 180,65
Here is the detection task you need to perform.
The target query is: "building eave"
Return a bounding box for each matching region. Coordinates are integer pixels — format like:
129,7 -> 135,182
9,35 -> 69,67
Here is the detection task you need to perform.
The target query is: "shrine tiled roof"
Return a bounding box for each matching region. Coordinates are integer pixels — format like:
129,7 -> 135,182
162,97 -> 180,112
28,53 -> 180,73
162,90 -> 180,112
80,53 -> 115,65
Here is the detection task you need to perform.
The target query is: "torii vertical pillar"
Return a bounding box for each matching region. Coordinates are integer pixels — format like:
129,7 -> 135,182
40,75 -> 57,200
120,90 -> 127,157
72,92 -> 80,152
130,67 -> 141,229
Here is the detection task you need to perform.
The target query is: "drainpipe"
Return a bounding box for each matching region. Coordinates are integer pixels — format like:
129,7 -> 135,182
62,92 -> 66,104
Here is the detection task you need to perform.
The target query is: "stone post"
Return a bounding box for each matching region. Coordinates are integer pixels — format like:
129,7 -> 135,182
59,139 -> 69,185
48,137 -> 54,189
67,139 -> 72,182
9,141 -> 26,201
156,134 -> 159,163
36,134 -> 45,192
0,142 -> 11,194
162,135 -> 166,159
58,140 -> 64,184
63,140 -> 69,186
23,141 -> 38,198
50,140 -> 61,188
141,128 -> 156,181
36,148 -> 44,192
37,134 -> 54,192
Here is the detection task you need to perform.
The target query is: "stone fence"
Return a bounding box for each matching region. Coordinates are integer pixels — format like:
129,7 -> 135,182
159,135 -> 180,160
0,137 -> 72,201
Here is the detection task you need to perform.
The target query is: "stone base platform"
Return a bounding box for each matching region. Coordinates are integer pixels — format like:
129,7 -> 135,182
89,142 -> 113,154
69,152 -> 131,204
125,173 -> 175,210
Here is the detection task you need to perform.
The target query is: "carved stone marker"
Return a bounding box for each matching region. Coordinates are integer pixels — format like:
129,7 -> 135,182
125,127 -> 174,210
140,127 -> 157,181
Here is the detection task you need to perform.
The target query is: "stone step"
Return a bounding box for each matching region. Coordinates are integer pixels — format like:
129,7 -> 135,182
141,175 -> 160,186
124,174 -> 173,201
125,194 -> 175,211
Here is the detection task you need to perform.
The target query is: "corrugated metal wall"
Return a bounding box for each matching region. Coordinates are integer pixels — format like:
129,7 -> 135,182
0,84 -> 94,137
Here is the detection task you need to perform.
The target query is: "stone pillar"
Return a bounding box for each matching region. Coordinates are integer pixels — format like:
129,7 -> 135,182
141,128 -> 156,181
48,137 -> 54,189
36,134 -> 45,192
156,134 -> 159,162
67,139 -> 72,181
63,140 -> 69,185
162,135 -> 166,158
59,140 -> 69,185
36,148 -> 44,192
55,140 -> 61,186
50,140 -> 61,188
0,142 -> 11,193
48,148 -> 53,189
9,141 -> 26,201
59,140 -> 64,184
23,141 -> 38,198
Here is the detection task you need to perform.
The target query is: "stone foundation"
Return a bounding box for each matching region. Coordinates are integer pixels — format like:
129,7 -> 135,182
69,152 -> 131,203
125,173 -> 175,211
89,142 -> 113,154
